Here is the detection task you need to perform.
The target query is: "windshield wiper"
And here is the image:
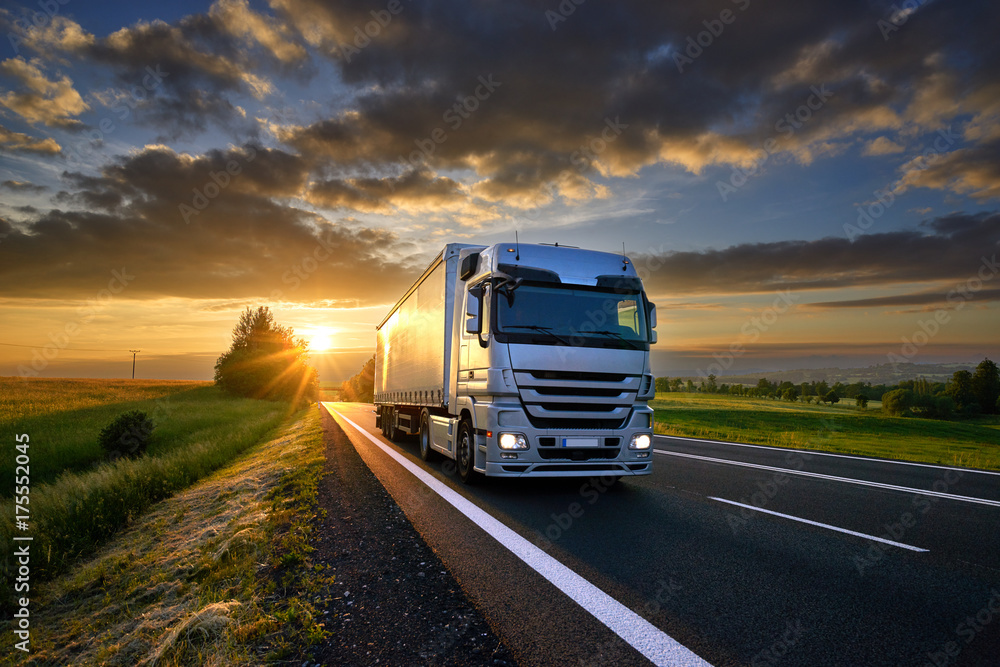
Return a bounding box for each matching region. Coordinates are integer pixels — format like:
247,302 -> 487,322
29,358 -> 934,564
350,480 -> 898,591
590,330 -> 643,349
503,325 -> 572,346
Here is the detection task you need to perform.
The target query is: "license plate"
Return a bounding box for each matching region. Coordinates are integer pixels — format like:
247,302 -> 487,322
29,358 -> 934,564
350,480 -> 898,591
562,437 -> 599,448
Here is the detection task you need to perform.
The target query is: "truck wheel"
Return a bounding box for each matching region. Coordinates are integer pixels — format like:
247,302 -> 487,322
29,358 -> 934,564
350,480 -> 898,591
456,420 -> 479,484
379,407 -> 389,437
419,411 -> 436,461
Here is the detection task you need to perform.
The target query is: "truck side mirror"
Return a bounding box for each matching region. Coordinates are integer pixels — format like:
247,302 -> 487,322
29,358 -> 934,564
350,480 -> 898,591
465,292 -> 481,334
648,303 -> 657,329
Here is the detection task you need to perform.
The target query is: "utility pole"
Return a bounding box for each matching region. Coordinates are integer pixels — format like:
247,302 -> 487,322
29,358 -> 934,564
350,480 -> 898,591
130,350 -> 140,379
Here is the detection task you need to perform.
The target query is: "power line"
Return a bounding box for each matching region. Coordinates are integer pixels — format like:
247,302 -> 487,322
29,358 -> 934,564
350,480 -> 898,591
0,341 -> 134,352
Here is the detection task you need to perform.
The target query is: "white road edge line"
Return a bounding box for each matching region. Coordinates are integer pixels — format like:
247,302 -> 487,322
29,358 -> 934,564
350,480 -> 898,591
324,404 -> 713,667
654,450 -> 1000,508
654,434 -> 1000,477
709,497 -> 929,552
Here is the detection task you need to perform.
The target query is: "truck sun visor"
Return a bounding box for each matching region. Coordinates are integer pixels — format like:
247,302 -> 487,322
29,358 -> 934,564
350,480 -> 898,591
496,263 -> 561,283
595,275 -> 643,292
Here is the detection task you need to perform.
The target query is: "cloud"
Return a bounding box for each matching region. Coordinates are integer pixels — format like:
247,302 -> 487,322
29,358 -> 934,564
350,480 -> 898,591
253,0 -> 1000,211
0,124 -> 60,153
0,57 -> 88,128
895,140 -> 1000,201
209,0 -> 307,64
11,7 -> 309,137
636,212 -> 1000,295
862,136 -> 905,156
806,288 -> 1000,310
0,143 -> 420,304
1,179 -> 48,192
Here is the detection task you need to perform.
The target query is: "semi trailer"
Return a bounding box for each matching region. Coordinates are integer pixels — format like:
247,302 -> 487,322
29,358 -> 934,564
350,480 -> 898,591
374,242 -> 658,483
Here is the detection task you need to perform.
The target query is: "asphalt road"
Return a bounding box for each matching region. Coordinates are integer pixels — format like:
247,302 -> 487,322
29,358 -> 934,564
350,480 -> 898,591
321,402 -> 1000,667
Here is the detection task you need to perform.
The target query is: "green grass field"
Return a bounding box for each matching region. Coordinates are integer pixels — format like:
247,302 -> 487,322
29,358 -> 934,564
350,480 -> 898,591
652,393 -> 1000,470
1,377 -> 297,592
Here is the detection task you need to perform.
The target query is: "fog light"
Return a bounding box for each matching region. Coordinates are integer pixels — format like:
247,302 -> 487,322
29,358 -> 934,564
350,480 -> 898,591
498,432 -> 528,450
629,433 -> 652,450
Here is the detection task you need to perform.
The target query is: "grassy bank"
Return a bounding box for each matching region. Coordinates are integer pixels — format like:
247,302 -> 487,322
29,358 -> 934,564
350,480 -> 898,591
652,393 -> 1000,471
0,406 -> 329,666
1,378 -> 294,595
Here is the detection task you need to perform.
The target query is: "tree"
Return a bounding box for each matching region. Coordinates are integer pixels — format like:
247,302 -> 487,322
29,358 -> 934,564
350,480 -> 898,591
670,377 -> 683,392
972,358 -> 1000,415
705,374 -> 718,393
824,390 -> 840,405
686,379 -> 695,392
882,388 -> 913,416
856,395 -> 869,409
655,376 -> 671,393
781,387 -> 799,402
946,370 -> 976,413
341,356 -> 375,402
214,306 -> 318,406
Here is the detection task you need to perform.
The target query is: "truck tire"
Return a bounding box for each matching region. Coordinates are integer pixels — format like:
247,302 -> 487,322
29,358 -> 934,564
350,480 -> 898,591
418,410 -> 436,461
379,407 -> 389,437
456,420 -> 479,484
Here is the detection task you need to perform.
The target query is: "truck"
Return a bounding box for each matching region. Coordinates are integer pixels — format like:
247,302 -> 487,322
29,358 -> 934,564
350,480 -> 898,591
374,242 -> 658,483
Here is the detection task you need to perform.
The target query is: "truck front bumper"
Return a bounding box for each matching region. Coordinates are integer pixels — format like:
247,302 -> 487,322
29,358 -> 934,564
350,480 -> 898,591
480,403 -> 654,478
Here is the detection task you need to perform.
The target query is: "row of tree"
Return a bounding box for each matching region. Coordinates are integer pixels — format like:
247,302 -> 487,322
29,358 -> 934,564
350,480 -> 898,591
656,358 -> 1000,419
340,355 -> 375,402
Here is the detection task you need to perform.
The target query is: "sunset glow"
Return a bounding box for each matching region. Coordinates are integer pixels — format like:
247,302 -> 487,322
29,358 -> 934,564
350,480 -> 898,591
0,1 -> 997,381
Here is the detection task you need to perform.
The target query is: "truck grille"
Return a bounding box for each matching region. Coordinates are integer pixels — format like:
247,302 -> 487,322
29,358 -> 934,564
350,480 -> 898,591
513,370 -> 640,429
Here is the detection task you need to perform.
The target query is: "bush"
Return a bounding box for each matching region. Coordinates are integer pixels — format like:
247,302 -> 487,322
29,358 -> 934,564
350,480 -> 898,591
99,410 -> 154,458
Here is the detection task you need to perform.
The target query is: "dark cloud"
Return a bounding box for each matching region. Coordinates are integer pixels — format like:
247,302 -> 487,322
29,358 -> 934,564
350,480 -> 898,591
0,124 -> 60,154
1,179 -> 48,192
0,144 -> 418,303
806,288 -> 1000,310
267,0 -> 1000,206
637,212 -> 1000,295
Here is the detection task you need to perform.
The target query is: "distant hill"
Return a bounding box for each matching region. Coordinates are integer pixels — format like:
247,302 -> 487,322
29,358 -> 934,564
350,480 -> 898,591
670,362 -> 977,386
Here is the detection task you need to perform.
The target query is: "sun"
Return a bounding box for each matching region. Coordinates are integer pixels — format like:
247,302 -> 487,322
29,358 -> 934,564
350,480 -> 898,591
306,326 -> 336,352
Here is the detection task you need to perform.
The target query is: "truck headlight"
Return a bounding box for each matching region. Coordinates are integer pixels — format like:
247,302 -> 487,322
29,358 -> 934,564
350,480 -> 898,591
629,433 -> 652,450
498,432 -> 529,450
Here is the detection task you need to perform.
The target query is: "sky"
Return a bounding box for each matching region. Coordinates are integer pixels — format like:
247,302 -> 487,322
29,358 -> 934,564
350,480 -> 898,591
0,0 -> 998,382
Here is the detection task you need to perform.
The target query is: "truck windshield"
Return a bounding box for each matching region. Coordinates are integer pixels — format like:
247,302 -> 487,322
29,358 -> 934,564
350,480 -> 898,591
495,284 -> 648,349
